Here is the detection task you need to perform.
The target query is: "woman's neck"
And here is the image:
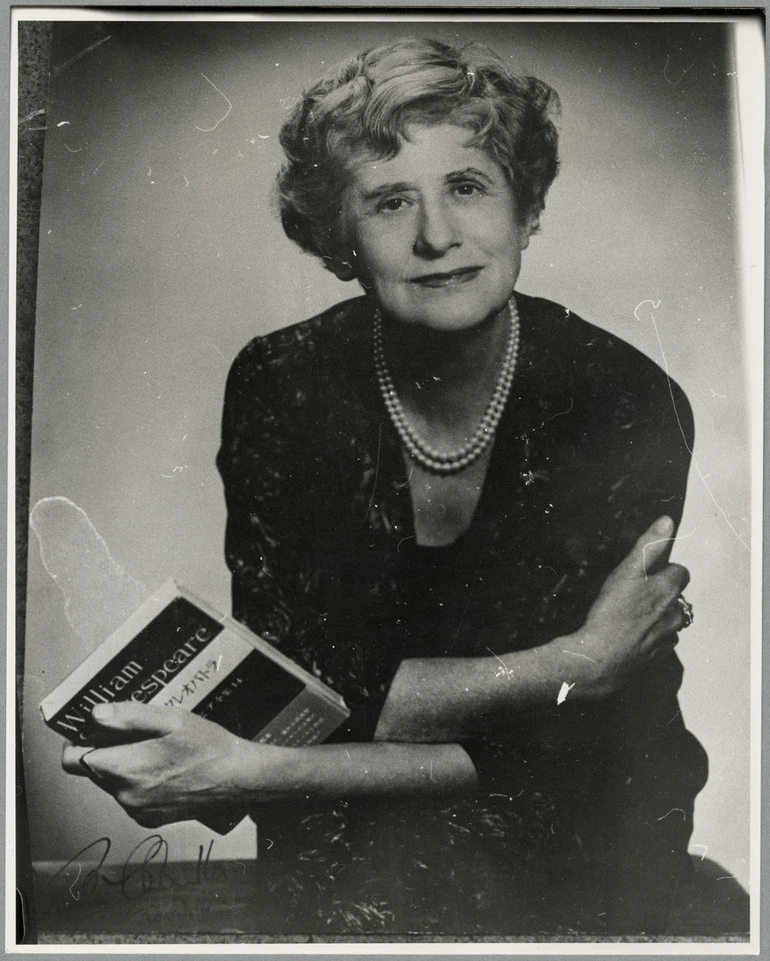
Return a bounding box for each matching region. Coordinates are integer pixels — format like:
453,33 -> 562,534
378,302 -> 511,437
381,305 -> 507,384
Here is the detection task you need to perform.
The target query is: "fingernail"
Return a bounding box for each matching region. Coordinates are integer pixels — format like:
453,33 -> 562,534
91,704 -> 114,722
655,516 -> 674,535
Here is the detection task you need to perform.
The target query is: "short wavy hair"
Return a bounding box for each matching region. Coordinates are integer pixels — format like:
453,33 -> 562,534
277,37 -> 560,279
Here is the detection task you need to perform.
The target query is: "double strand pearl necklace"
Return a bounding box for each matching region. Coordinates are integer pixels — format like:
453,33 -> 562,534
373,299 -> 520,475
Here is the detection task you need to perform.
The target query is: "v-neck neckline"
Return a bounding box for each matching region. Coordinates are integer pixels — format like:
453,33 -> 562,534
363,290 -> 537,551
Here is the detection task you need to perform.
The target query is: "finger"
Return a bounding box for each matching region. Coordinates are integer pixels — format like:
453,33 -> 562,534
651,600 -> 690,646
130,811 -> 168,830
618,516 -> 675,579
63,744 -> 125,788
89,702 -> 182,737
659,562 -> 690,595
650,632 -> 680,660
62,744 -> 95,777
82,740 -> 158,784
113,789 -> 172,828
62,745 -> 121,792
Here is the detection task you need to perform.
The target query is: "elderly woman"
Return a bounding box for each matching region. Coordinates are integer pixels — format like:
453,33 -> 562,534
65,38 -> 707,935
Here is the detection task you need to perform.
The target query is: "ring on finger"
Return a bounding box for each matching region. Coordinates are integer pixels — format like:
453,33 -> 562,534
676,595 -> 694,629
80,749 -> 101,778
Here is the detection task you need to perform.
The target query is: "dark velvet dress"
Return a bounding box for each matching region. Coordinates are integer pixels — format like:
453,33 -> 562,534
216,291 -> 708,936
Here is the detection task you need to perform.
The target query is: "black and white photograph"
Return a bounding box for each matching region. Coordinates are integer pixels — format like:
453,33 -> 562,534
13,11 -> 761,947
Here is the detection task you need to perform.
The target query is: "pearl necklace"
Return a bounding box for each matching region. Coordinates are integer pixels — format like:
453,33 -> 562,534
373,299 -> 520,475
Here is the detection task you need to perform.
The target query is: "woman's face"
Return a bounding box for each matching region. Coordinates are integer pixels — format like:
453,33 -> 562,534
341,123 -> 533,332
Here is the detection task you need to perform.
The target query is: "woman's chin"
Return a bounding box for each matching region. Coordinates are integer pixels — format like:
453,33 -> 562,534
412,315 -> 492,334
384,301 -> 510,334
374,281 -> 514,333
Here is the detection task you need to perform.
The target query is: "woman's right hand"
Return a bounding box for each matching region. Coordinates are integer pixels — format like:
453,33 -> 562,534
562,516 -> 691,699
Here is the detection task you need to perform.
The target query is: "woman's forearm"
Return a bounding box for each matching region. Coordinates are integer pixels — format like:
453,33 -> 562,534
375,518 -> 691,743
374,642 -> 574,742
63,705 -> 478,825
231,740 -> 478,801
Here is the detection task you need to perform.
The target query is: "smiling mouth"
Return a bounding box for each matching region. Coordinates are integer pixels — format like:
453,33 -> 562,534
410,267 -> 481,288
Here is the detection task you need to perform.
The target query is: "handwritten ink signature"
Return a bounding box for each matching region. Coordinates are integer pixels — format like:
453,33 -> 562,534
42,833 -> 227,909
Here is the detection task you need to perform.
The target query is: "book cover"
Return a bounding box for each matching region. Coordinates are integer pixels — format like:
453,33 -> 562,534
41,580 -> 350,831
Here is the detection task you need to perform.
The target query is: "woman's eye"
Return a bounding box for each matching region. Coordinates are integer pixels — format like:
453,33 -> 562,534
454,182 -> 483,197
379,197 -> 407,213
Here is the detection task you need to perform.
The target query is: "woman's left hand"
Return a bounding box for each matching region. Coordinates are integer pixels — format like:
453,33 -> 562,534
61,703 -> 271,827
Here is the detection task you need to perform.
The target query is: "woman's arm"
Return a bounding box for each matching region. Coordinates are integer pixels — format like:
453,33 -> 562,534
62,703 -> 477,828
60,519 -> 686,825
61,510 -> 686,827
375,515 -> 690,742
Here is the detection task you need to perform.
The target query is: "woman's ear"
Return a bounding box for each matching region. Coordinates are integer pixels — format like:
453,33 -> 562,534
326,216 -> 358,281
328,253 -> 358,282
324,203 -> 360,281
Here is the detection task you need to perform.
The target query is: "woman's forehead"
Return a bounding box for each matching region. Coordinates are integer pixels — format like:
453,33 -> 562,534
343,123 -> 504,189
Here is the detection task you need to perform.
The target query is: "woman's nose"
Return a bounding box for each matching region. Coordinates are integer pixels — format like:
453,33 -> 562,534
413,199 -> 461,258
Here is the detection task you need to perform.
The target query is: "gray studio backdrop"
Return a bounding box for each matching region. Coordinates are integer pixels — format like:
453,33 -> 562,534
23,20 -> 751,884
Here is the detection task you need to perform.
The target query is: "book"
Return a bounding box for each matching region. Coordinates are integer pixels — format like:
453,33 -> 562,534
41,579 -> 350,832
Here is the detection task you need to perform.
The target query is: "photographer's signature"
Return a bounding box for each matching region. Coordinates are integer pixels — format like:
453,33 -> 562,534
43,833 -> 232,907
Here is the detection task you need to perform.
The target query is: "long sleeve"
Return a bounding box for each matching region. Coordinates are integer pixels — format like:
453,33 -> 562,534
217,336 -> 308,646
215,307 -> 418,743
